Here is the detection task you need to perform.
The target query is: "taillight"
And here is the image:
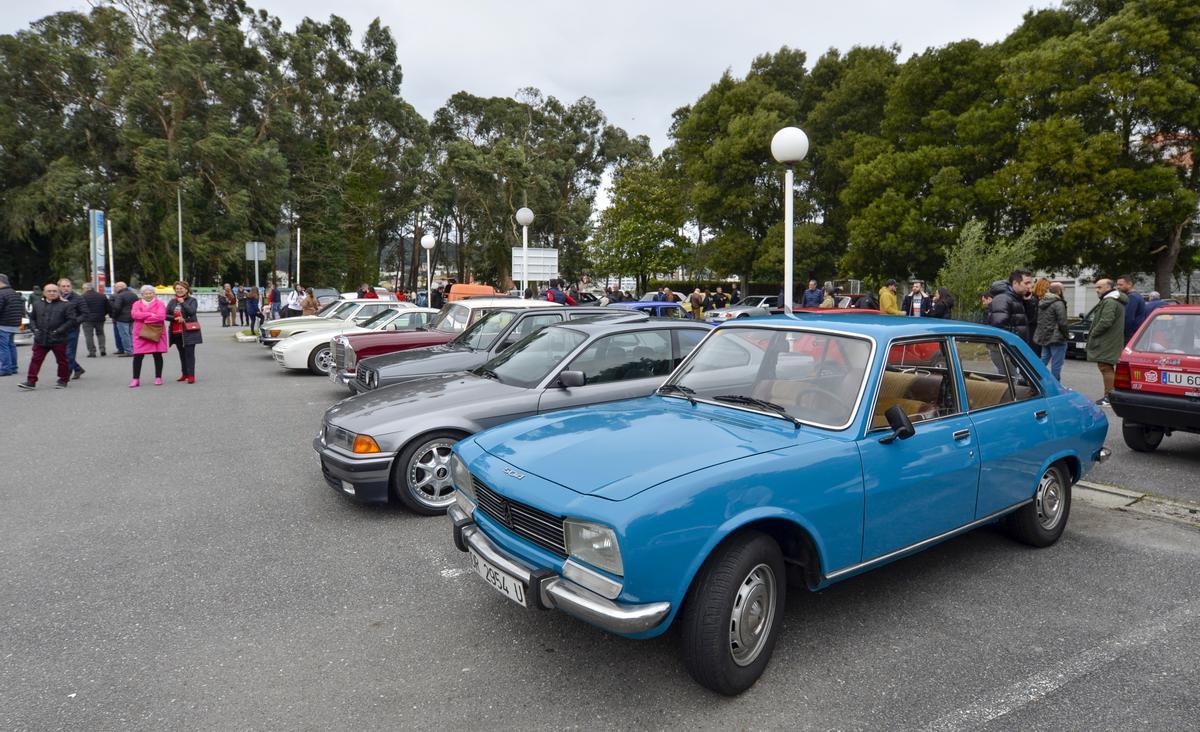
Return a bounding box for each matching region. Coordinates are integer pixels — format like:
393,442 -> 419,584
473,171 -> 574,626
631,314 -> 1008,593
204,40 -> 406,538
1114,361 -> 1131,390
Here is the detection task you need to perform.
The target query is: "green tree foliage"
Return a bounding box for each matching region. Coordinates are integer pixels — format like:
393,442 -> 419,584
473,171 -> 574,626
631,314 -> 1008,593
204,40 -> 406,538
936,220 -> 1049,319
589,158 -> 686,291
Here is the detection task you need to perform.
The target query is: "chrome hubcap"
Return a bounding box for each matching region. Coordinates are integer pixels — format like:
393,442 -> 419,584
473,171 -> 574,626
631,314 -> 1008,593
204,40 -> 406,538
315,348 -> 332,373
1035,470 -> 1064,531
407,440 -> 458,508
729,563 -> 777,666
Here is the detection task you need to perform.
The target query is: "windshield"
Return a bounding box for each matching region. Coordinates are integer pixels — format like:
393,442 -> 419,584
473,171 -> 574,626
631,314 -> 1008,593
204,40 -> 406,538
479,327 -> 588,388
664,326 -> 872,428
316,301 -> 341,317
326,302 -> 357,321
361,309 -> 400,329
430,303 -> 473,333
1133,312 -> 1200,356
453,310 -> 518,350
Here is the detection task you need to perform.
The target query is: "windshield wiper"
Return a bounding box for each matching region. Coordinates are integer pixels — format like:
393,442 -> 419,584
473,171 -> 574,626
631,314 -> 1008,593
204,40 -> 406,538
475,367 -> 501,381
713,395 -> 802,428
658,383 -> 696,405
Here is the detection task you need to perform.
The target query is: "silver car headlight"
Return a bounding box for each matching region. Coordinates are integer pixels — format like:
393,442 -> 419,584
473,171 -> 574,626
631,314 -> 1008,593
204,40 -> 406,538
564,519 -> 623,576
450,453 -> 474,499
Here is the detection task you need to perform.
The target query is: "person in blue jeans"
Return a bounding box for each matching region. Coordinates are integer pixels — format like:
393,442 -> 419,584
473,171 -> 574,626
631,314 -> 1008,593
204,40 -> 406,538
0,273 -> 23,375
1034,281 -> 1069,380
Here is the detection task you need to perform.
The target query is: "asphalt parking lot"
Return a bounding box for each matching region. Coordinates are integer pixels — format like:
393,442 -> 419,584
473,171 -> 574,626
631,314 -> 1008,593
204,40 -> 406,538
2,314 -> 1197,730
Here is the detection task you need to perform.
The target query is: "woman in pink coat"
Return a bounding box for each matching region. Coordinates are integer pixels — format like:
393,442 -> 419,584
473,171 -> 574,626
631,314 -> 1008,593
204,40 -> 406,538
130,285 -> 168,387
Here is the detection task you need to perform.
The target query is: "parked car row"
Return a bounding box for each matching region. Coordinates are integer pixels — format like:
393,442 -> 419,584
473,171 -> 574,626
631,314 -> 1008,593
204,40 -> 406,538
238,302 -> 1116,696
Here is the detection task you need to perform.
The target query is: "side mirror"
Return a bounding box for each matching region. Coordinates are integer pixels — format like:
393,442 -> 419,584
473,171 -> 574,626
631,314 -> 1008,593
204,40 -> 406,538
878,405 -> 916,444
558,370 -> 586,388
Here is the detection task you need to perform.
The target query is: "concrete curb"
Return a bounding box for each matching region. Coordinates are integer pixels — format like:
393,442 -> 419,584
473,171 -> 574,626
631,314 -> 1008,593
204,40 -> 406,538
1075,480 -> 1200,529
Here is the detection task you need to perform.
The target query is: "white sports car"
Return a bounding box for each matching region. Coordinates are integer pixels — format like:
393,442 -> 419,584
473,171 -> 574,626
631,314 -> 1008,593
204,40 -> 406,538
271,307 -> 438,375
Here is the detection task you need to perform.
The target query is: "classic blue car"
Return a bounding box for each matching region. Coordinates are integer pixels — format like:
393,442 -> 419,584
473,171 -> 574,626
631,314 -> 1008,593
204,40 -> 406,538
445,314 -> 1110,695
606,300 -> 688,318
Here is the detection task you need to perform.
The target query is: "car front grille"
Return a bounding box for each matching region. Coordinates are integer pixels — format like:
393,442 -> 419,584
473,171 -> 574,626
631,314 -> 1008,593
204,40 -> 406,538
473,477 -> 566,557
356,367 -> 371,389
333,340 -> 346,370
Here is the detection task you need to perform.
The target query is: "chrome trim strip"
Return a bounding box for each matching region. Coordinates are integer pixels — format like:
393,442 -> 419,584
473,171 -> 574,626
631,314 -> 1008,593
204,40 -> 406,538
824,500 -> 1033,581
456,521 -> 670,635
562,559 -> 623,600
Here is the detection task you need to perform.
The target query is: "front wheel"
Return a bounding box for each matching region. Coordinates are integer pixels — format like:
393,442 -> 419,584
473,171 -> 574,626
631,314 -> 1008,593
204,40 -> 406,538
1004,463 -> 1071,547
1122,421 -> 1164,452
391,431 -> 465,515
307,344 -> 333,375
680,532 -> 786,696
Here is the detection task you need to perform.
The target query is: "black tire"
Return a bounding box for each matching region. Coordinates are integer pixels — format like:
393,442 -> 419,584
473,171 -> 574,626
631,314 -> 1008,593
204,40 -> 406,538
307,344 -> 333,375
391,431 -> 466,515
680,531 -> 786,696
1004,463 -> 1071,548
1122,421 -> 1164,452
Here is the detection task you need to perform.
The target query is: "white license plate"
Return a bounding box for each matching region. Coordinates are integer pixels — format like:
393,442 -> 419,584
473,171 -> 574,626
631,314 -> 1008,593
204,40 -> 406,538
1162,372 -> 1200,387
469,548 -> 527,608
1075,342 -> 1085,349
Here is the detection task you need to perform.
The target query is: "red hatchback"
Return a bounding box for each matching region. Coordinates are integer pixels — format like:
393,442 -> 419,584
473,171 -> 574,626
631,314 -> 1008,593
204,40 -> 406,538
1110,305 -> 1200,451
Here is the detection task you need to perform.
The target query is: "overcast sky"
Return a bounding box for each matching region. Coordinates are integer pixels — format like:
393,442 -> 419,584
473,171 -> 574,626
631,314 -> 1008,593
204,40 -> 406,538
4,0 -> 1056,150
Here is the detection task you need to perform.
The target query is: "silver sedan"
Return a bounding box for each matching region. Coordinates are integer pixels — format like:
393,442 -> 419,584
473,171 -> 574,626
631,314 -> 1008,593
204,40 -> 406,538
313,319 -> 711,514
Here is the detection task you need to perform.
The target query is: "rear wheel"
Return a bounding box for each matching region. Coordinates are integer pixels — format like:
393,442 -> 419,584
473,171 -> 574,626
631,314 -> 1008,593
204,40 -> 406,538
1122,421 -> 1164,452
391,431 -> 466,515
1004,463 -> 1071,547
307,344 -> 333,375
680,532 -> 786,696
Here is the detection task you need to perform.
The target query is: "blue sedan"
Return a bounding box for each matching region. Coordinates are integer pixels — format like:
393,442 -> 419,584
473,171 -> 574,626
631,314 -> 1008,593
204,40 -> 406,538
445,314 -> 1110,695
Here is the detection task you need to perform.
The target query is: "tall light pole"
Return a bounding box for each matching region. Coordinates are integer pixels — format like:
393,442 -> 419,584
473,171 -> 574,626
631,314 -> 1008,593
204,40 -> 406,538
515,207 -> 534,296
421,233 -> 436,306
771,127 -> 809,318
176,187 -> 184,282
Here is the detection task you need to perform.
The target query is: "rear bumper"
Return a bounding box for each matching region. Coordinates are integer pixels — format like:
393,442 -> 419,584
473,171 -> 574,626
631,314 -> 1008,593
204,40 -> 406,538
1110,389 -> 1200,432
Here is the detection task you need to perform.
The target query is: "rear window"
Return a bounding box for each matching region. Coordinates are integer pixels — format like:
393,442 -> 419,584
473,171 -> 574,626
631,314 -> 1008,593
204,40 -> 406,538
1133,313 -> 1200,356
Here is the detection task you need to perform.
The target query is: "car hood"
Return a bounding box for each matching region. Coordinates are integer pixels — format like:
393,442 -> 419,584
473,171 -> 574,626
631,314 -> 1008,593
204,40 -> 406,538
325,372 -> 524,433
348,329 -> 454,352
474,397 -> 828,501
279,323 -> 368,348
371,343 -> 488,377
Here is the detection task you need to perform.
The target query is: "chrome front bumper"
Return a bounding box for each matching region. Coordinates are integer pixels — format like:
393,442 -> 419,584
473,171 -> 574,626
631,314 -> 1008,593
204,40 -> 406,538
448,504 -> 670,636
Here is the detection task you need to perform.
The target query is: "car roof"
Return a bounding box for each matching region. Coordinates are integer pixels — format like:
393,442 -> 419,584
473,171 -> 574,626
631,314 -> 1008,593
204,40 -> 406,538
547,319 -> 712,335
452,297 -> 559,308
1153,304 -> 1200,313
607,301 -> 682,309
730,312 -> 1003,339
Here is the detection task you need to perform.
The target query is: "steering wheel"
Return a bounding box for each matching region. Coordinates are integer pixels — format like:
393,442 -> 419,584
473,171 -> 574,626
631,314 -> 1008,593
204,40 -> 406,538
793,386 -> 845,416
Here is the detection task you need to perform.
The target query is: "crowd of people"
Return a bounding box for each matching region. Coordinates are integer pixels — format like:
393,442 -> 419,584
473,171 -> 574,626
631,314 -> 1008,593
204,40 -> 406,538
0,275 -> 204,390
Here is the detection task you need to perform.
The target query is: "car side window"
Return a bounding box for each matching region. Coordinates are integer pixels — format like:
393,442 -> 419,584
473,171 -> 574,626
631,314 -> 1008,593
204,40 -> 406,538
1002,347 -> 1042,401
568,330 -> 674,384
953,339 -> 1019,409
510,313 -> 562,341
873,339 -> 960,429
673,329 -> 706,366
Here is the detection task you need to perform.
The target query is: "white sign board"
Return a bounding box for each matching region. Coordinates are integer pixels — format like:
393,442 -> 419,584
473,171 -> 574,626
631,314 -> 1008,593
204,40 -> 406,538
245,241 -> 267,261
511,247 -> 560,281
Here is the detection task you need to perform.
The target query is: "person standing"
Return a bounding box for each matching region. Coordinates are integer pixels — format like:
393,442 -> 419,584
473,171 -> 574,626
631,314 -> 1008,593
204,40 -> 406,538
1086,278 -> 1127,407
283,284 -> 304,318
430,285 -> 445,308
79,282 -> 109,357
901,280 -> 932,317
1143,291 -> 1172,317
130,285 -> 167,387
1034,282 -> 1069,380
711,287 -> 729,309
1116,275 -> 1147,343
109,282 -> 137,355
986,269 -> 1033,343
18,282 -> 77,390
166,281 -> 201,384
878,279 -> 902,315
244,285 -> 261,334
269,283 -> 283,321
301,287 -> 319,316
0,273 -> 24,376
57,278 -> 85,379
800,280 -> 823,308
688,288 -> 706,320
819,286 -> 836,309
217,283 -> 233,327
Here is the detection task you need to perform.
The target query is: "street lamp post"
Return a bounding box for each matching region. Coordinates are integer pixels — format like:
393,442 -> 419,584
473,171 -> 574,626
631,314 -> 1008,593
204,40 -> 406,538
421,233 -> 436,306
515,207 -> 534,296
770,127 -> 809,318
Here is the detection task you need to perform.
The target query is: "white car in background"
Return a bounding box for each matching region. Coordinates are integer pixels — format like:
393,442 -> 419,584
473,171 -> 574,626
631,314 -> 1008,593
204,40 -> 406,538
271,307 -> 438,375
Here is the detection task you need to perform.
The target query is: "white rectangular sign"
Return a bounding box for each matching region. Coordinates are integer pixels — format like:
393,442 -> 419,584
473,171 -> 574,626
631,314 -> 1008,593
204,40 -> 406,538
511,247 -> 559,281
245,241 -> 267,261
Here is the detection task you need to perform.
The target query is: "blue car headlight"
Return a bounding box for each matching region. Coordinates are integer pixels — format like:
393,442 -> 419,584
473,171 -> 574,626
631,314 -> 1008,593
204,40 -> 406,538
450,453 -> 474,500
564,519 -> 623,576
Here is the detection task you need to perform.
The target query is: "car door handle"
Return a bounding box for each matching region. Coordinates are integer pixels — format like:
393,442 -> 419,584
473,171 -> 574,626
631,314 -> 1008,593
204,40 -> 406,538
1034,410 -> 1047,420
952,429 -> 971,441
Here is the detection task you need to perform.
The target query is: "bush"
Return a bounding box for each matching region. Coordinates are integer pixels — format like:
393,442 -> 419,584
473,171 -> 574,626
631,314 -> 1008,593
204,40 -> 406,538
936,221 -> 1049,319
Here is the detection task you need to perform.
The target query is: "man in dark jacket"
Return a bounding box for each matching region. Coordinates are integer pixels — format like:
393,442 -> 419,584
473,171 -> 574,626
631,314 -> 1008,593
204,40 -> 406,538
19,282 -> 78,389
985,269 -> 1033,343
1116,274 -> 1146,342
901,280 -> 933,317
57,278 -> 85,379
79,282 -> 109,357
800,280 -> 823,308
109,281 -> 138,356
0,273 -> 24,376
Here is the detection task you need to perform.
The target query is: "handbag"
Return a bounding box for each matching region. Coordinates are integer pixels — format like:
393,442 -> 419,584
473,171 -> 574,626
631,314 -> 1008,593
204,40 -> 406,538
184,321 -> 201,332
139,322 -> 163,342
